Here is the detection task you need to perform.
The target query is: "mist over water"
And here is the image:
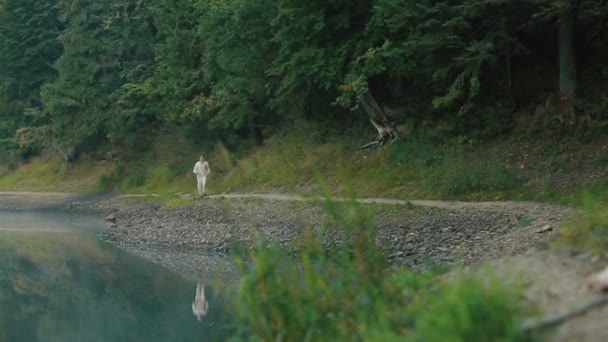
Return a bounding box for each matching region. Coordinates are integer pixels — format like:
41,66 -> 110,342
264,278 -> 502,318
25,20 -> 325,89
0,209 -> 105,233
0,210 -> 232,342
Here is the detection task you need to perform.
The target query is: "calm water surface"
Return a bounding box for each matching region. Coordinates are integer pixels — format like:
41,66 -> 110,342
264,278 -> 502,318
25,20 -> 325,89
0,209 -> 231,342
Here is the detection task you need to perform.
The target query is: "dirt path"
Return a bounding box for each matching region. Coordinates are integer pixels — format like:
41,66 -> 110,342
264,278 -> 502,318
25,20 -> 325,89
209,192 -> 569,217
0,190 -> 566,212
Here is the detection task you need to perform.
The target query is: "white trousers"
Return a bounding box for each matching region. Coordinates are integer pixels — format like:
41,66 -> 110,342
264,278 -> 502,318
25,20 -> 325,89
195,283 -> 206,301
197,175 -> 207,195
192,283 -> 209,319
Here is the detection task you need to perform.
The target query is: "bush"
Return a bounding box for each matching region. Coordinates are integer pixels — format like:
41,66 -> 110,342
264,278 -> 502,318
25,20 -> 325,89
95,164 -> 125,190
0,157 -> 66,191
147,165 -> 175,187
96,173 -> 116,190
229,193 -> 535,341
553,194 -> 608,255
411,276 -> 533,342
123,171 -> 148,189
389,138 -> 443,166
232,196 -> 392,341
0,137 -> 18,164
440,158 -> 520,197
15,126 -> 50,157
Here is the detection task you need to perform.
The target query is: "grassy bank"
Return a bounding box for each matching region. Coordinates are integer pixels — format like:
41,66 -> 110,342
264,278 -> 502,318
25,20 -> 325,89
1,131 -> 607,205
130,132 -> 602,206
209,132 -> 608,204
0,156 -> 114,193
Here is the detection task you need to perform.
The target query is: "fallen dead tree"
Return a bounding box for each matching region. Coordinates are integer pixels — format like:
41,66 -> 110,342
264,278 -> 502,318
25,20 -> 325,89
359,91 -> 400,149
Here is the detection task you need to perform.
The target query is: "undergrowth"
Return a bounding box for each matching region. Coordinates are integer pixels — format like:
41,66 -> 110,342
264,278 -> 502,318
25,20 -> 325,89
0,156 -> 111,192
207,132 -> 526,200
1,129 -> 606,206
94,133 -> 205,195
227,193 -> 536,341
553,194 -> 608,257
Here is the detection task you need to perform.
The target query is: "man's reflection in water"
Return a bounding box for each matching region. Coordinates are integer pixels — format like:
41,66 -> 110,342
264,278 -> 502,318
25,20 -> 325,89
192,283 -> 209,322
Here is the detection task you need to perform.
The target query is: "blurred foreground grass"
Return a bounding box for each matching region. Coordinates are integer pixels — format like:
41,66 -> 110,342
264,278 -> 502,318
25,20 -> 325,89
225,194 -> 538,341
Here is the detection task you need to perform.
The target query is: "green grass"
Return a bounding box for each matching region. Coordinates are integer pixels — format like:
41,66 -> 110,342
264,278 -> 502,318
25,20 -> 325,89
552,194 -> 608,256
410,275 -> 534,342
0,156 -> 112,192
201,132 -> 605,203
435,157 -> 521,198
227,194 -> 536,341
88,133 -> 207,196
594,152 -> 608,166
207,133 -> 543,202
2,129 -> 607,207
0,157 -> 66,190
517,214 -> 534,227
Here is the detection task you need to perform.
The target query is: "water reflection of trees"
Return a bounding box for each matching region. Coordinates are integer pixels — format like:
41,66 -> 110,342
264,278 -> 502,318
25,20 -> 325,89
0,233 -> 230,341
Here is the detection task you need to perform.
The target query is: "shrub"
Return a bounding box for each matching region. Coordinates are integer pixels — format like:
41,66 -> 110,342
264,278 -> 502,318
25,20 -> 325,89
389,138 -> 442,166
147,165 -> 175,188
440,158 -> 520,197
0,157 -> 66,191
411,276 -> 533,342
122,171 -> 148,189
229,193 -> 534,341
553,194 -> 608,255
95,164 -> 125,190
232,195 -> 392,341
96,174 -> 116,190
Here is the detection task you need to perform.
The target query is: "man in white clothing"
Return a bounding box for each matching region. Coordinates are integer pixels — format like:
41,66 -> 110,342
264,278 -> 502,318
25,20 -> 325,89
193,155 -> 210,196
192,283 -> 209,322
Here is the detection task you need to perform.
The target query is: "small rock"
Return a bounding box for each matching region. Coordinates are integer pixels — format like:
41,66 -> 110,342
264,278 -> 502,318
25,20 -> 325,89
534,240 -> 550,250
535,225 -> 553,234
389,251 -> 405,259
105,213 -> 116,222
179,193 -> 193,200
588,265 -> 608,294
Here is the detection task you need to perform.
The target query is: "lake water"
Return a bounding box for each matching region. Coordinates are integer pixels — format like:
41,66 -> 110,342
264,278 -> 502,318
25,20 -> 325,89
0,209 -> 232,341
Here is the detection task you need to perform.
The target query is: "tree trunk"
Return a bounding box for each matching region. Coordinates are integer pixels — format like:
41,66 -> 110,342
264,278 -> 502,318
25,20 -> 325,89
360,91 -> 399,149
52,139 -> 75,169
558,3 -> 577,128
502,18 -> 516,112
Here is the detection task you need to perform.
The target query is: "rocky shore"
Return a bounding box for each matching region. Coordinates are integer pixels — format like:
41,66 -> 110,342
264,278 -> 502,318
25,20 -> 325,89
61,193 -> 567,272
0,191 -> 569,273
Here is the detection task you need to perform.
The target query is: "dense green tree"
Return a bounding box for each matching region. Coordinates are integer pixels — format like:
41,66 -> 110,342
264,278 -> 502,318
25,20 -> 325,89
41,0 -> 119,149
105,0 -> 159,146
0,0 -> 61,160
198,0 -> 277,136
270,0 -> 372,119
143,0 -> 205,127
42,0 -> 157,151
1,0 -> 608,162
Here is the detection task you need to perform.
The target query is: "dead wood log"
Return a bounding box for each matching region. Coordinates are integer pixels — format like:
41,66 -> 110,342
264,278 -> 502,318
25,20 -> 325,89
360,91 -> 400,149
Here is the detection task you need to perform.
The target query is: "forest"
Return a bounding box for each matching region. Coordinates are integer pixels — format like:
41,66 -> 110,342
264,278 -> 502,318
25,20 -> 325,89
0,0 -> 607,165
2,2 -> 608,340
